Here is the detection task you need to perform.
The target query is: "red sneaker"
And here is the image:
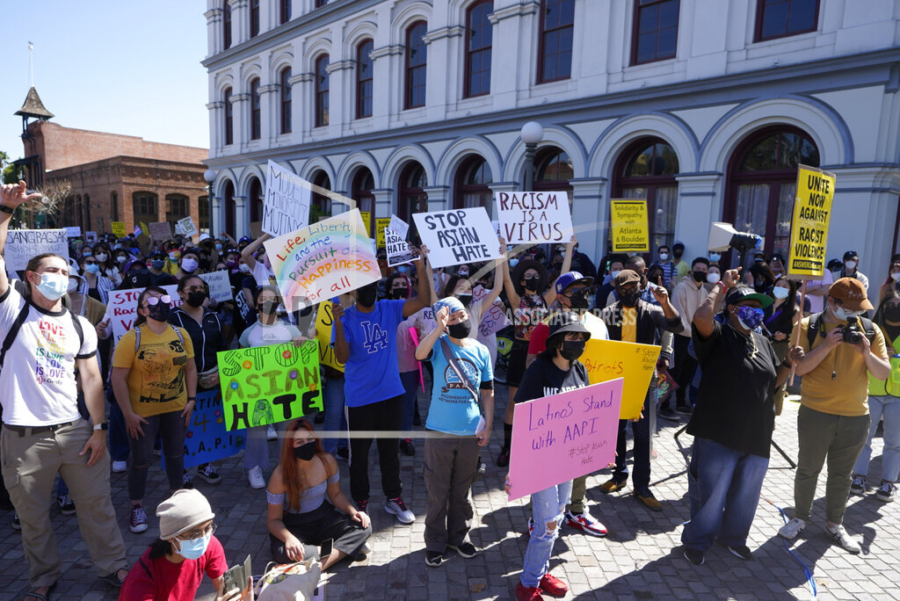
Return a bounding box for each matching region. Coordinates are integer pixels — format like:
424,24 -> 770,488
539,573 -> 568,597
515,582 -> 544,601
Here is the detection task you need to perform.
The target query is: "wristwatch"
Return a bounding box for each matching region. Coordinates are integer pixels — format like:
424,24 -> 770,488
187,397 -> 197,402
93,422 -> 109,431
0,205 -> 15,215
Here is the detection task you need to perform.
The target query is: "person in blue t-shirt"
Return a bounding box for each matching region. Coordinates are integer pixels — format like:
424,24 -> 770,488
414,297 -> 494,568
332,246 -> 432,525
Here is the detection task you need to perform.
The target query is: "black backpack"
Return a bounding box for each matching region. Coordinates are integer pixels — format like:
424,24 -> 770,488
806,311 -> 876,348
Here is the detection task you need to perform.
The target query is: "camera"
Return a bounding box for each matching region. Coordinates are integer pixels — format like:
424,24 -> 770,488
841,315 -> 863,345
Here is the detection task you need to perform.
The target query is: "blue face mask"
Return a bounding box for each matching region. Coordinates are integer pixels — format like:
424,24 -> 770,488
736,305 -> 765,331
215,243 -> 223,252
151,259 -> 166,270
396,265 -> 408,274
174,532 -> 210,561
35,273 -> 68,302
509,258 -> 519,268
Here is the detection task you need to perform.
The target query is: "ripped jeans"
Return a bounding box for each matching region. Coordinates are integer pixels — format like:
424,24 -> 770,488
521,481 -> 572,588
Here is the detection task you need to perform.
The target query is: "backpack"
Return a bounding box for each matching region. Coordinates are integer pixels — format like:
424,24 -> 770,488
133,324 -> 185,352
0,301 -> 84,373
806,311 -> 876,348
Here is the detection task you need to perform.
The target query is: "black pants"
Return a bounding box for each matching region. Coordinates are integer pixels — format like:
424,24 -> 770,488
612,395 -> 651,492
347,395 -> 403,502
671,336 -> 697,406
270,502 -> 371,563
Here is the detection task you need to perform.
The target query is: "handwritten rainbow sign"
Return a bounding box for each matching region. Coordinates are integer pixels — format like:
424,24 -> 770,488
263,209 -> 380,309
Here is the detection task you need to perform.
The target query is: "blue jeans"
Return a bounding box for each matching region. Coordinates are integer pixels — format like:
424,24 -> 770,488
682,438 -> 769,551
55,476 -> 68,498
521,481 -> 572,588
107,387 -> 129,462
853,395 -> 900,483
400,370 -> 419,434
322,375 -> 348,455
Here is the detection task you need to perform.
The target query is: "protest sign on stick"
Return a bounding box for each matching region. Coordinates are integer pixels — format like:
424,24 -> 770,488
788,164 -> 836,278
199,271 -> 234,302
412,207 -> 499,269
218,341 -> 324,431
610,199 -> 650,252
105,285 -> 181,344
386,227 -> 416,267
375,218 -> 390,249
508,380 -> 623,501
263,161 -> 312,237
389,214 -> 409,240
315,302 -> 345,372
5,229 -> 69,279
148,222 -> 172,241
495,191 -> 574,245
111,222 -> 126,238
65,226 -> 82,238
177,216 -> 198,238
581,339 -> 660,420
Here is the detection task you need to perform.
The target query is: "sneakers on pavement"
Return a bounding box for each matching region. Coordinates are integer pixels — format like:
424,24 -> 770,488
385,497 -> 415,524
515,583 -> 544,601
600,479 -> 627,494
876,481 -> 895,502
182,472 -> 194,489
683,547 -> 704,565
129,506 -> 148,533
565,510 -> 607,537
267,425 -> 277,441
497,446 -> 511,468
198,464 -> 221,484
449,542 -> 478,558
399,439 -> 415,456
633,489 -> 662,511
425,550 -> 443,567
827,523 -> 861,554
727,545 -> 752,560
56,495 -> 76,516
248,466 -> 266,489
850,474 -> 867,495
539,573 -> 568,597
777,517 -> 805,540
111,460 -> 127,473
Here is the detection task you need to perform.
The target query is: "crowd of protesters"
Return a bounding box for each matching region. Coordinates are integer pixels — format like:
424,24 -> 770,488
0,179 -> 896,600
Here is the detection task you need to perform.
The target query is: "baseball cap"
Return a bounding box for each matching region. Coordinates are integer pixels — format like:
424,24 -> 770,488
613,269 -> 642,288
829,277 -> 873,312
725,285 -> 774,309
546,311 -> 591,341
555,271 -> 594,294
842,250 -> 859,262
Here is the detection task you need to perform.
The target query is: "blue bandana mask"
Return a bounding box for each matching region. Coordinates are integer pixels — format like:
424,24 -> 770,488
174,532 -> 210,560
736,306 -> 765,331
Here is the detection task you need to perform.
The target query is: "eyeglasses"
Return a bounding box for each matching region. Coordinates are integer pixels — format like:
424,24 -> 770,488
176,522 -> 217,541
83,260 -> 97,265
144,295 -> 172,306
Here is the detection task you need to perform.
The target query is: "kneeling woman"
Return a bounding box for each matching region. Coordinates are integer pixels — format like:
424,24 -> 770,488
267,419 -> 372,570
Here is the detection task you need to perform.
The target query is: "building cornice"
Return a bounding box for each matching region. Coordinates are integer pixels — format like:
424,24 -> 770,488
369,45 -> 405,60
422,25 -> 464,44
488,0 -> 539,25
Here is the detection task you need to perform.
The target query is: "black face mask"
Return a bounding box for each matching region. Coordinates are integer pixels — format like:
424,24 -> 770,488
147,302 -> 171,322
620,290 -> 641,308
567,289 -> 590,310
356,285 -> 378,308
885,305 -> 900,322
390,288 -> 408,300
456,293 -> 473,308
524,276 -> 541,292
673,248 -> 684,259
559,340 -> 586,362
186,290 -> 208,308
448,319 -> 472,339
293,441 -> 317,461
692,271 -> 707,283
257,300 -> 278,314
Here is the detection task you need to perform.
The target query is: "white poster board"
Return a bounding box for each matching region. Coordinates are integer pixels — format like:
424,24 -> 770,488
5,229 -> 70,279
494,191 -> 574,244
199,270 -> 234,302
386,228 -> 415,267
412,208 -> 500,269
105,285 -> 181,345
263,160 -> 312,237
64,226 -> 82,238
472,284 -> 511,336
177,216 -> 198,238
389,214 -> 409,240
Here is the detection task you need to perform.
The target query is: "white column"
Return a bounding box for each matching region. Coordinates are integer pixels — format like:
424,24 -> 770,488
205,7 -> 223,58
569,178 -> 608,262
421,25 -> 462,119
369,44 -> 402,130
488,1 -> 539,111
206,101 -> 223,157
231,94 -> 249,151
373,189 -> 393,220
423,186 -> 450,213
259,84 -> 278,144
233,195 -> 248,239
674,173 -> 722,259
326,60 -> 353,136
212,195 -> 222,237
230,0 -> 248,46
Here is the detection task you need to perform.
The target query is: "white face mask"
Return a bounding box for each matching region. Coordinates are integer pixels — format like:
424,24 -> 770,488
95,253 -> 108,262
706,272 -> 721,285
891,272 -> 900,282
845,260 -> 858,270
659,253 -> 669,261
239,263 -> 251,273
67,279 -> 79,293
833,305 -> 861,322
772,286 -> 790,299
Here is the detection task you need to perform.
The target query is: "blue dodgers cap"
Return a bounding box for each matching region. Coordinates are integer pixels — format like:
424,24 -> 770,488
554,271 -> 594,295
433,296 -> 465,317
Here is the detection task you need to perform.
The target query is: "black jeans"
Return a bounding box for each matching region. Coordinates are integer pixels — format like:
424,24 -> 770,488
270,502 -> 371,563
347,395 -> 403,502
613,395 -> 651,492
672,336 -> 697,406
127,410 -> 185,501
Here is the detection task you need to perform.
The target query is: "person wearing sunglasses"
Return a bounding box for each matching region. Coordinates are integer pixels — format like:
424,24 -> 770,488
119,489 -> 249,600
111,287 -> 198,535
78,254 -> 115,305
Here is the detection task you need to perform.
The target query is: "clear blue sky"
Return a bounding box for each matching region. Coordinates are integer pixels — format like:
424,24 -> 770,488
1,0 -> 209,165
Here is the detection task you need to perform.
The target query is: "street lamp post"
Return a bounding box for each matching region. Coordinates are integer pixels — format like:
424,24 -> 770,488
203,169 -> 217,236
521,121 -> 544,193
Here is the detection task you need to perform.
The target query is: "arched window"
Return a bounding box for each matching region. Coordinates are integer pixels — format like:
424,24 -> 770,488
465,1 -> 493,98
315,55 -> 330,127
613,138 -> 680,252
223,181 -> 236,237
532,147 -> 574,192
725,126 -> 819,261
399,163 -> 428,234
280,0 -> 291,24
537,0 -> 575,84
223,87 -> 233,145
352,169 -> 376,236
405,21 -> 428,109
250,78 -> 261,140
280,68 -> 292,134
133,192 -> 158,226
110,191 -> 119,221
250,0 -> 260,38
223,0 -> 232,50
166,194 -> 190,223
356,39 -> 374,119
454,156 -> 493,216
631,0 -> 679,65
311,171 -> 332,222
248,178 -> 263,222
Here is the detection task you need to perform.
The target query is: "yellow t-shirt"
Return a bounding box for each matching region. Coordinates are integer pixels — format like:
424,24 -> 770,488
798,317 -> 888,416
622,308 -> 637,343
113,325 -> 195,418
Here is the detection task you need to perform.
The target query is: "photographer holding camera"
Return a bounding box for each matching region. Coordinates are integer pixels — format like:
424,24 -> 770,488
778,278 -> 890,553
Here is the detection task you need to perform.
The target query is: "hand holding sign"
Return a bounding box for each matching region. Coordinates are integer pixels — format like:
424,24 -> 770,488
412,208 -> 499,269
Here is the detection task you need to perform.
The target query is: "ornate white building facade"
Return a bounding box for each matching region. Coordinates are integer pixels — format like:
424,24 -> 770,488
203,0 -> 900,271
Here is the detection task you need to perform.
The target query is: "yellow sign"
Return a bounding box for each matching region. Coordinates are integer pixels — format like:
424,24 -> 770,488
581,339 -> 660,420
315,302 -> 345,372
788,164 -> 836,278
610,199 -> 650,253
111,222 -> 126,238
360,211 -> 372,237
376,218 -> 390,249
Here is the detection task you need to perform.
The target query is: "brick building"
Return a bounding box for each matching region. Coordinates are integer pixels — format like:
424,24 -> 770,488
13,87 -> 211,236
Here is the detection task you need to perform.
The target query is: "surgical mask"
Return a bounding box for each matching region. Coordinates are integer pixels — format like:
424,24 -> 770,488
257,300 -> 278,314
356,285 -> 378,308
174,533 -> 211,561
396,265 -> 409,274
772,287 -> 790,300
659,253 -> 669,261
845,260 -> 858,270
524,276 -> 540,292
215,243 -> 223,252
226,260 -> 238,270
116,255 -> 128,264
293,441 -> 317,461
692,271 -> 707,283
147,301 -> 171,322
95,253 -> 108,262
892,272 -> 900,282
238,263 -> 251,273
67,279 -> 79,293
735,306 -> 764,331
456,293 -> 473,308
151,259 -> 166,270
34,273 -> 68,301
609,270 -> 621,280
84,263 -> 100,275
448,319 -> 472,339
186,290 -> 207,308
508,258 -> 519,268
82,251 -> 92,258
390,287 -> 408,300
833,306 -> 860,322
181,258 -> 199,273
559,340 -> 586,362
709,253 -> 721,262
706,272 -> 721,285
458,269 -> 469,277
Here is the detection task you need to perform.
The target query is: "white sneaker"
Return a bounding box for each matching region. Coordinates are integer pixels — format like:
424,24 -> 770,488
267,425 -> 277,441
248,466 -> 266,489
111,461 -> 127,473
384,497 -> 415,524
827,523 -> 861,554
777,517 -> 805,540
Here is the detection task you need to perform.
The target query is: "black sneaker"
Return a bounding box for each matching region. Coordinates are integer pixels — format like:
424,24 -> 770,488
449,542 -> 478,558
727,545 -> 752,560
198,464 -> 221,485
399,439 -> 415,457
674,403 -> 693,415
425,550 -> 443,567
11,513 -> 20,531
683,547 -> 704,565
356,499 -> 368,514
56,495 -> 76,516
496,446 -> 510,468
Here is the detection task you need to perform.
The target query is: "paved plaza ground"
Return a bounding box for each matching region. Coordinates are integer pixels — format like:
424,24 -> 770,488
0,385 -> 898,600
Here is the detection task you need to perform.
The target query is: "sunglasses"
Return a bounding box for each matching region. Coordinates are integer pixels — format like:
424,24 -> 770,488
144,295 -> 172,306
83,259 -> 97,265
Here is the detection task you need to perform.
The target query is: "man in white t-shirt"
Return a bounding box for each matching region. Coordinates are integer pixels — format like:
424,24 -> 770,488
0,182 -> 128,596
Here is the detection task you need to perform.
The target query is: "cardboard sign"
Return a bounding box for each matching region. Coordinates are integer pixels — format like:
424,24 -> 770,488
361,211 -> 372,237
200,270 -> 234,302
85,231 -> 98,244
581,339 -> 660,420
495,191 -> 573,245
111,222 -> 126,238
178,216 -> 198,238
508,380 -> 623,501
610,199 -> 650,253
105,285 -> 182,345
64,226 -> 82,238
218,341 -> 324,431
389,214 -> 409,240
4,229 -> 70,279
264,209 -> 380,310
178,390 -> 246,469
375,218 -> 390,249
386,228 -> 416,267
412,208 -> 500,269
149,221 -> 172,241
263,160 -> 312,237
788,165 -> 836,278
315,303 -> 345,372
472,285 -> 510,336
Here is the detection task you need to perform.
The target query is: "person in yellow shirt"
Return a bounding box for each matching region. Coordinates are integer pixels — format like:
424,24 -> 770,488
777,278 -> 889,553
112,286 -> 198,536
